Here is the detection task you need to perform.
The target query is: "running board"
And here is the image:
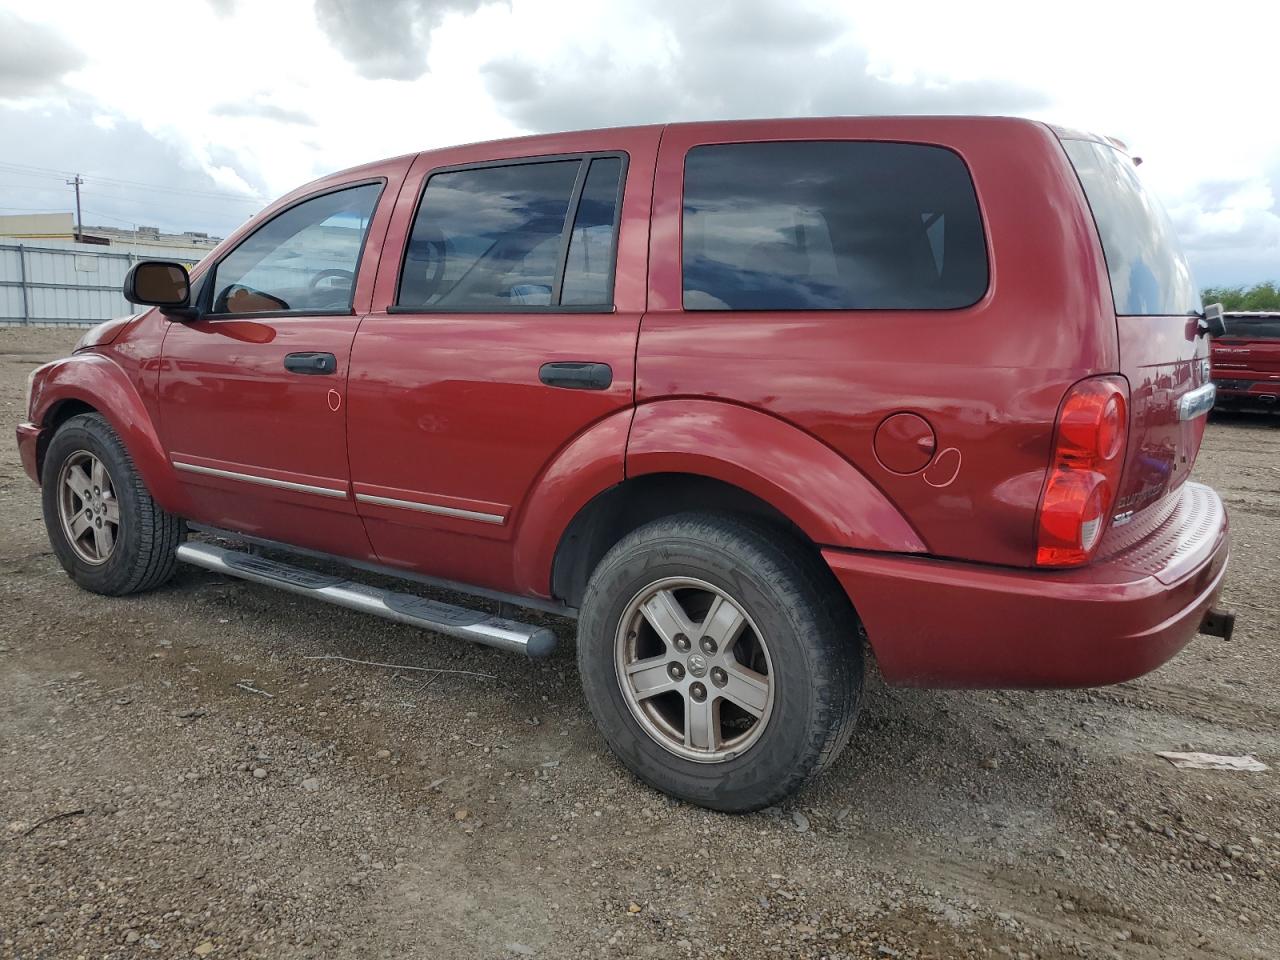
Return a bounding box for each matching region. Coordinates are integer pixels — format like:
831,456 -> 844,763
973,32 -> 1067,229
175,542 -> 556,658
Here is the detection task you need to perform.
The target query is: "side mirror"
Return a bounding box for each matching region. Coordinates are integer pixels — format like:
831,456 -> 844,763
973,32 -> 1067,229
1199,302 -> 1227,339
123,261 -> 192,314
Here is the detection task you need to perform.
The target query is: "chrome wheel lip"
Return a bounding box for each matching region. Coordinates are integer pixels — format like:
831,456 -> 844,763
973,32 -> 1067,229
56,450 -> 118,566
614,576 -> 775,764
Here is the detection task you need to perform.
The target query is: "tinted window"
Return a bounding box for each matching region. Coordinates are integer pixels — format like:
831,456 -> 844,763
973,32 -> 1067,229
211,183 -> 380,314
682,141 -> 988,311
1224,315 -> 1280,339
562,157 -> 622,305
398,157 -> 623,310
1062,139 -> 1200,317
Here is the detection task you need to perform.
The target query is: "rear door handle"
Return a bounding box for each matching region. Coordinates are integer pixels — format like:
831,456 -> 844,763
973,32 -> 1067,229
284,352 -> 337,375
539,361 -> 612,391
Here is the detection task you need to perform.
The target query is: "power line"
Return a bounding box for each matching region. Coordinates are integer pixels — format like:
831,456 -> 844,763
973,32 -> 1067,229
0,179 -> 261,219
0,160 -> 266,204
0,159 -> 266,202
81,208 -> 154,228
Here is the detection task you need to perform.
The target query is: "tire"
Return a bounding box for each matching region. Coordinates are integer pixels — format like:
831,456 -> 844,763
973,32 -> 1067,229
577,512 -> 863,812
41,412 -> 184,596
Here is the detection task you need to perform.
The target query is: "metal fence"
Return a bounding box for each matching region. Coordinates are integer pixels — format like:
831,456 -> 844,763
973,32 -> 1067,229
0,240 -> 205,327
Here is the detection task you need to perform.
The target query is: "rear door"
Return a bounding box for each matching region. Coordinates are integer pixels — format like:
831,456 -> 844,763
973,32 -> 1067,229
346,129 -> 658,593
1060,137 -> 1210,524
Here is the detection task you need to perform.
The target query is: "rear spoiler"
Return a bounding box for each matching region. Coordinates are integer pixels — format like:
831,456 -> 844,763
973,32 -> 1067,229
1050,125 -> 1144,166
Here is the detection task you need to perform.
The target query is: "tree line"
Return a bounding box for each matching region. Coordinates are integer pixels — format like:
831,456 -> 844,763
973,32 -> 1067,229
1202,281 -> 1280,311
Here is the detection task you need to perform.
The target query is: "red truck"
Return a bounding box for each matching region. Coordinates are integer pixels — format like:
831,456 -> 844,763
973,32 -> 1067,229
1211,311 -> 1280,409
17,117 -> 1233,811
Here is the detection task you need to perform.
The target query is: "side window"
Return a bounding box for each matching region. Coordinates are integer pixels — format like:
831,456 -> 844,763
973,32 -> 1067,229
397,155 -> 624,311
562,157 -> 623,305
211,183 -> 381,315
682,142 -> 988,311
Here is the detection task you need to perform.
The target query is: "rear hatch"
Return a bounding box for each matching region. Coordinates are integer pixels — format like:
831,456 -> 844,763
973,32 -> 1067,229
1213,313 -> 1280,391
1059,136 -> 1210,536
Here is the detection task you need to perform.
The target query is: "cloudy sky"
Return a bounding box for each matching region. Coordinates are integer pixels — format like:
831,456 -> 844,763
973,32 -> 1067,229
1,0 -> 1276,288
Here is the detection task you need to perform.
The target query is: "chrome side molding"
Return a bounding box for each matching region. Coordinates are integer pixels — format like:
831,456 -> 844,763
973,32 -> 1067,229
173,460 -> 348,499
354,492 -> 504,524
1178,383 -> 1216,421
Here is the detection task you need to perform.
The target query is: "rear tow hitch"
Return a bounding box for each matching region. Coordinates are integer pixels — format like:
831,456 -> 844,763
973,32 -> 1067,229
1199,607 -> 1236,641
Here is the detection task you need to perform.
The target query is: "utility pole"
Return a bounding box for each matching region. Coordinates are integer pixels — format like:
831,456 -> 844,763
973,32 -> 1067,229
66,174 -> 83,241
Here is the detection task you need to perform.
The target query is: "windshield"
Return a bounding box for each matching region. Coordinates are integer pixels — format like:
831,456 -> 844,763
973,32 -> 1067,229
1062,138 -> 1200,317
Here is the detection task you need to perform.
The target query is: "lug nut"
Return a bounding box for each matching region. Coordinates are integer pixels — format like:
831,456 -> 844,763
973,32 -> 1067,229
699,636 -> 718,655
690,682 -> 707,702
710,667 -> 728,688
668,662 -> 685,681
674,633 -> 691,652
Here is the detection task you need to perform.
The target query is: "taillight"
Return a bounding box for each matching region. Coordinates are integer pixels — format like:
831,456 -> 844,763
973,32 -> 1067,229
1035,377 -> 1129,567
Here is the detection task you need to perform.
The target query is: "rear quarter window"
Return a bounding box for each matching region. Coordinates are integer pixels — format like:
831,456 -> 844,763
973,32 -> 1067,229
1061,139 -> 1200,317
681,141 -> 988,311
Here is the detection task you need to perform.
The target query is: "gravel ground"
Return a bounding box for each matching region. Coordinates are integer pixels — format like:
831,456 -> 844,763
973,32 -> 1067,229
1,326 -> 1277,960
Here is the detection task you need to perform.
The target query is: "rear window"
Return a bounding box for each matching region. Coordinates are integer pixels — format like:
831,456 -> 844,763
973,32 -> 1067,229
1224,315 -> 1280,339
1061,139 -> 1200,317
681,141 -> 988,311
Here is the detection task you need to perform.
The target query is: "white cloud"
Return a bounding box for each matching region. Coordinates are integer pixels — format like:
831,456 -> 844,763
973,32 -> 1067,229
0,0 -> 1274,285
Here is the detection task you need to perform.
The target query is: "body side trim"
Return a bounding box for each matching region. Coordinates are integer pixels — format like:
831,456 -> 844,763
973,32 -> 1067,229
171,458 -> 348,499
354,492 -> 505,524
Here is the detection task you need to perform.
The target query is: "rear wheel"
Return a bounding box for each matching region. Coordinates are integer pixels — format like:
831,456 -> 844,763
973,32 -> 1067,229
42,413 -> 184,596
578,513 -> 863,812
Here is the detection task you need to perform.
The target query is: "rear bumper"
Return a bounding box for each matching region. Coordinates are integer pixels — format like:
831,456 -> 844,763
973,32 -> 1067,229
825,482 -> 1230,688
1213,378 -> 1280,404
16,422 -> 42,484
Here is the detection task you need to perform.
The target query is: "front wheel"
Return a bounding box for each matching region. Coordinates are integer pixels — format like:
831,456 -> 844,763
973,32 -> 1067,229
41,413 -> 184,596
577,513 -> 863,812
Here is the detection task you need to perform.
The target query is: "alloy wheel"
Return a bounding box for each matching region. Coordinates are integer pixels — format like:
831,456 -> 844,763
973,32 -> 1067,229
57,450 -> 119,565
614,577 -> 774,762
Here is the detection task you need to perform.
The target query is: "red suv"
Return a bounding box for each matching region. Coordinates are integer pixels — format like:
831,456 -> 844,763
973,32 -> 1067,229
16,117 -> 1232,811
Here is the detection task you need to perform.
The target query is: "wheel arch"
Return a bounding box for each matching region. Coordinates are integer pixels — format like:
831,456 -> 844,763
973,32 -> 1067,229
35,397 -> 98,474
550,472 -> 820,608
625,399 -> 925,552
32,354 -> 184,513
513,398 -> 926,604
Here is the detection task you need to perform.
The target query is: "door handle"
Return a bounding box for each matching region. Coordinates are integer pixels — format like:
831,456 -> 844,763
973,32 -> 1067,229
284,352 -> 337,375
539,361 -> 612,391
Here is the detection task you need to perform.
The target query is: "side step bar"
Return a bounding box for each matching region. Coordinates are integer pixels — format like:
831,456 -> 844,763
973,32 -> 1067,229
175,542 -> 557,658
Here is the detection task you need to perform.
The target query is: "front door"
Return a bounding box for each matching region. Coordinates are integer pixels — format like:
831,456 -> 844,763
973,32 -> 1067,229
158,178 -> 391,557
345,131 -> 658,593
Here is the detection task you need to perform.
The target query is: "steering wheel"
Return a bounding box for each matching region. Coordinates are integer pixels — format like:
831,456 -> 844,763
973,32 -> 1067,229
308,268 -> 354,292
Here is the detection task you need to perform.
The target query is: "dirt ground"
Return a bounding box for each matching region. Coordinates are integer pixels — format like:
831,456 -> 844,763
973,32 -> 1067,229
1,326 -> 1276,960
